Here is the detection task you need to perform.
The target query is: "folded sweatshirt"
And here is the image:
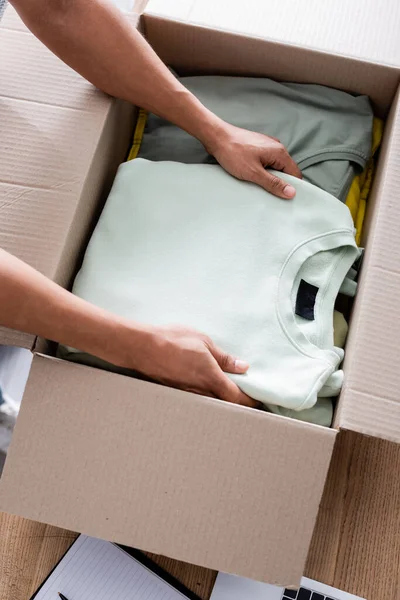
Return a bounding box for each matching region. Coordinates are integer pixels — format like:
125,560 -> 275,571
60,159 -> 359,414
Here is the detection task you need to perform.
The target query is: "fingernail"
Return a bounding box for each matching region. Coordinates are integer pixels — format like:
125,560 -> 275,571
283,184 -> 296,198
234,359 -> 249,372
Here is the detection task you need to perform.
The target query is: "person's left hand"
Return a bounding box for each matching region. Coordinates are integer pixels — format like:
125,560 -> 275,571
205,122 -> 302,199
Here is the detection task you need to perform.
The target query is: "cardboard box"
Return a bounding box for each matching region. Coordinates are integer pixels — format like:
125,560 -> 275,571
1,0 -> 400,587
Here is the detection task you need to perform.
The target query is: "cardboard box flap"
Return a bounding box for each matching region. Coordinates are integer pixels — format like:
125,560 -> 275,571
143,11 -> 399,118
334,87 -> 400,443
0,327 -> 33,350
145,0 -> 400,67
0,2 -> 29,31
0,355 -> 336,586
0,7 -> 138,349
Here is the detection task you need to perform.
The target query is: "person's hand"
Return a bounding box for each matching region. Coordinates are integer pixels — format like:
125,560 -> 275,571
118,324 -> 260,409
205,122 -> 302,199
0,249 -> 256,412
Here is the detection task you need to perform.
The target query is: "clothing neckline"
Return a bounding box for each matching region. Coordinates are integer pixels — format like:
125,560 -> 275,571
276,230 -> 360,366
296,147 -> 368,171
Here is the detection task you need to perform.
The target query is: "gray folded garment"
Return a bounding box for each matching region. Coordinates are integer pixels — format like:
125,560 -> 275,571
139,75 -> 373,201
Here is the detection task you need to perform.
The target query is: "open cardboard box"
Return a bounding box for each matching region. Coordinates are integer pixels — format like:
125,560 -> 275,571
1,0 -> 400,587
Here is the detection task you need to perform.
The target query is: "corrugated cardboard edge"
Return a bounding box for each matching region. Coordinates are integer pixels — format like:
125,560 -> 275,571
0,327 -> 33,349
334,86 -> 400,443
0,9 -> 140,349
0,354 -> 337,586
145,0 -> 400,67
142,13 -> 399,117
53,97 -> 137,290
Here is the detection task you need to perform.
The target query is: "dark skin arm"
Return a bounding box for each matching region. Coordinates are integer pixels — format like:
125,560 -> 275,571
2,0 -> 298,407
0,250 -> 260,407
10,0 -> 302,197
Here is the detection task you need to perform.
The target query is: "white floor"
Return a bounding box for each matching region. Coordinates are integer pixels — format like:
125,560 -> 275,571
0,346 -> 32,471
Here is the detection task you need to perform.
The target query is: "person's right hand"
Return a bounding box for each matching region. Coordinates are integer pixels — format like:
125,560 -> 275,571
204,122 -> 302,198
117,324 -> 260,409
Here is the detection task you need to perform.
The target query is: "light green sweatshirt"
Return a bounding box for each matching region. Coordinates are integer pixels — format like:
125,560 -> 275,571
61,159 -> 359,415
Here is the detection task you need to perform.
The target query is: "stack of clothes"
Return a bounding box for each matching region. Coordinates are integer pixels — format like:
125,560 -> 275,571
60,76 -> 383,426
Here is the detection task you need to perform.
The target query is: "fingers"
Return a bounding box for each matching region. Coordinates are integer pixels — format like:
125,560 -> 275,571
274,151 -> 302,180
208,342 -> 249,374
206,342 -> 260,408
251,167 -> 297,199
265,144 -> 302,180
212,368 -> 261,408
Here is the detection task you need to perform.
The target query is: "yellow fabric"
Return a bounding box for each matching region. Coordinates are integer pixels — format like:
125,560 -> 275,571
345,117 -> 384,245
128,111 -> 383,247
127,109 -> 148,161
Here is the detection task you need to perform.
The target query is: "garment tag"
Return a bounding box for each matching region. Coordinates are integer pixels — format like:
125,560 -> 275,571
295,279 -> 319,321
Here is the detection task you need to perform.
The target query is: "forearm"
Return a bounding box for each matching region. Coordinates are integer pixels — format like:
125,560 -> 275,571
0,249 -> 148,365
9,0 -> 224,149
0,250 -> 255,405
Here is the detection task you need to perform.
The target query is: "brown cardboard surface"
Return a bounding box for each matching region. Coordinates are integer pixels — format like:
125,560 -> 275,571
1,0 -> 400,585
0,354 -> 336,586
144,17 -> 400,116
334,88 -> 400,442
143,10 -> 400,117
146,0 -> 400,67
0,6 -> 340,584
0,7 -> 137,348
0,2 -> 29,31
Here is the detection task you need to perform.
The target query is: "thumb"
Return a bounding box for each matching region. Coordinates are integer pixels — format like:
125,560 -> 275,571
252,167 -> 296,199
209,343 -> 249,374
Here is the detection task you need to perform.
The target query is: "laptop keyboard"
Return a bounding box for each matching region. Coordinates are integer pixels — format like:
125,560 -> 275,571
282,587 -> 339,600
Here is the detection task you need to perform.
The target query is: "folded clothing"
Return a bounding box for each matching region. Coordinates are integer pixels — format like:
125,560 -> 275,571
137,76 -> 374,201
129,93 -> 381,245
60,159 -> 359,417
266,310 -> 349,426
